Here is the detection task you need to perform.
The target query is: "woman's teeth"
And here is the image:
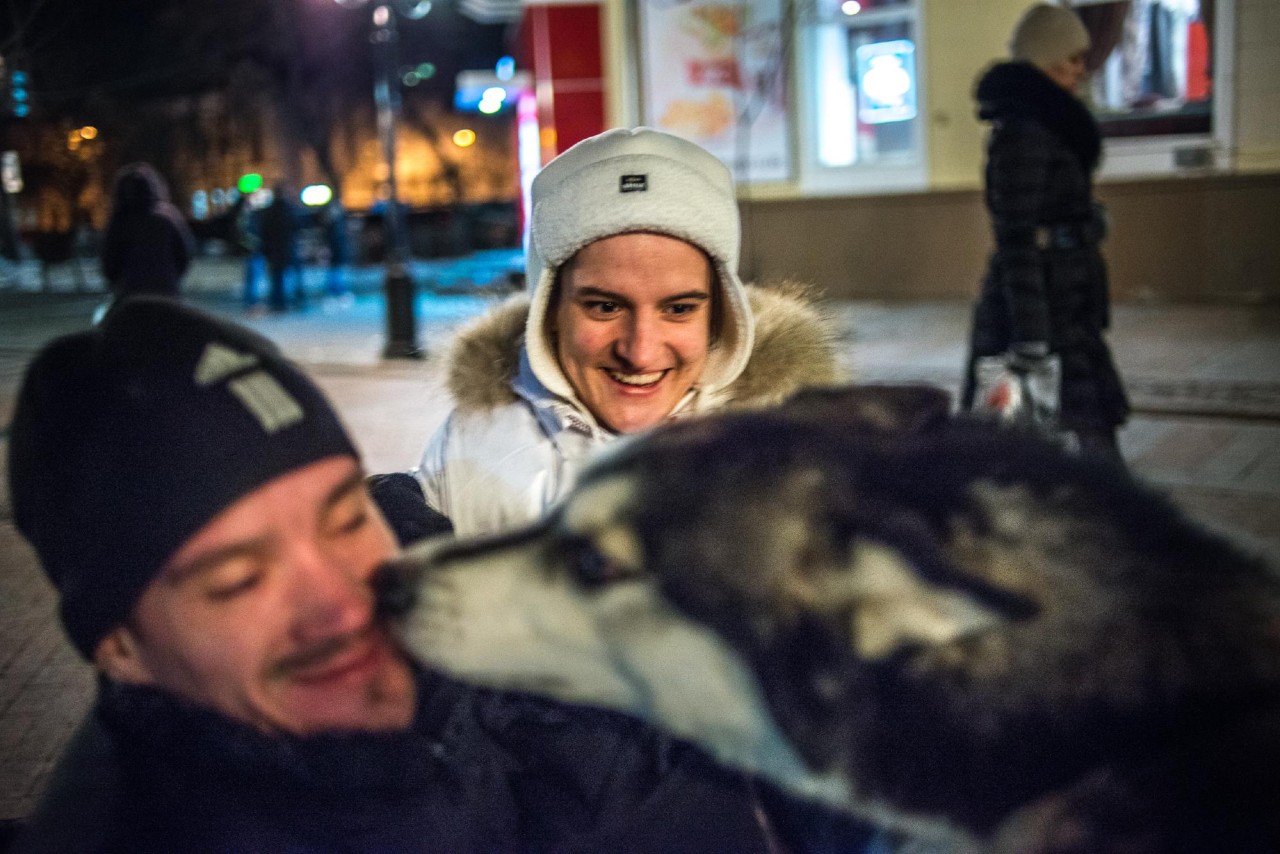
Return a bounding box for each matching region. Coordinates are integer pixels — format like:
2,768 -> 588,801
609,370 -> 664,386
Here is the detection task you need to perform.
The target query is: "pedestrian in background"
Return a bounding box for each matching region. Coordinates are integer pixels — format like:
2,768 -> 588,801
231,190 -> 267,315
320,197 -> 353,308
259,183 -> 303,312
100,162 -> 194,303
962,3 -> 1129,457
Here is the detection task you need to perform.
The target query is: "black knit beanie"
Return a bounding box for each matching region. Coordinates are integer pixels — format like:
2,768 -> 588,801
8,298 -> 358,659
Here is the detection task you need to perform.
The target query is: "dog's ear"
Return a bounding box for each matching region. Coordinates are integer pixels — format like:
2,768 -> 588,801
782,384 -> 952,435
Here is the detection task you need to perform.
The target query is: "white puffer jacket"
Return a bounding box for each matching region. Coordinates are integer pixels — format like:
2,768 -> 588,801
415,284 -> 845,536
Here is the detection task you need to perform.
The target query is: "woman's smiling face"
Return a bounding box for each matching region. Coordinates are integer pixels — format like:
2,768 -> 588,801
552,232 -> 714,434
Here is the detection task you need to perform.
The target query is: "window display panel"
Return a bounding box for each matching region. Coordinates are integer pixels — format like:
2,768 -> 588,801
637,0 -> 792,183
808,0 -> 920,170
1077,0 -> 1214,137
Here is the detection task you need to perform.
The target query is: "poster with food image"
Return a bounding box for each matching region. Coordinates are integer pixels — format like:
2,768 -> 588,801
639,0 -> 791,183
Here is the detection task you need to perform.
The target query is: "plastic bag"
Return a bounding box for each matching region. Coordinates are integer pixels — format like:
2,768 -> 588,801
971,352 -> 1062,436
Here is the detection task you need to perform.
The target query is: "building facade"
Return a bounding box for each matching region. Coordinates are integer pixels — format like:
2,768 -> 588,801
518,0 -> 1279,302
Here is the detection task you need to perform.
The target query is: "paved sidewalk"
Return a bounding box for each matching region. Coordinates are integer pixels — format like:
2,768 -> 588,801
1,269 -> 1278,824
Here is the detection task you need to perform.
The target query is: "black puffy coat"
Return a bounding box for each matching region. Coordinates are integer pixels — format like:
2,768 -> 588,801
14,671 -> 780,854
12,481 -> 789,854
963,62 -> 1129,432
99,164 -> 194,299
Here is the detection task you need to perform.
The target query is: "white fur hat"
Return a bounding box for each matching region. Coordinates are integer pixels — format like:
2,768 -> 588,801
524,127 -> 755,403
1009,3 -> 1090,70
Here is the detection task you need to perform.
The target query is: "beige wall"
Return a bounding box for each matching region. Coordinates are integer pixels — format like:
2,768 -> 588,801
597,1 -> 1279,187
592,1 -> 1279,303
741,173 -> 1280,305
923,0 -> 1027,190
1235,0 -> 1280,172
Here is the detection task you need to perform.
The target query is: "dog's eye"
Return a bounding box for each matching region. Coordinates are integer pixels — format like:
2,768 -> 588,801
562,536 -> 628,587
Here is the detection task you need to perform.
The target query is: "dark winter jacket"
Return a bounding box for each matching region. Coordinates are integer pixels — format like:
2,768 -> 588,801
259,194 -> 301,268
964,62 -> 1129,431
12,478 -> 776,853
100,163 -> 194,299
13,670 -> 777,854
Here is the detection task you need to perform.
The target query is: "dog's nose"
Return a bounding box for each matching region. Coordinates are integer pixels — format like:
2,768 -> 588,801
372,561 -> 419,617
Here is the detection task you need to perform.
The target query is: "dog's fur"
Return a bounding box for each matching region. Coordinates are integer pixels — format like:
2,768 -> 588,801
383,386 -> 1280,853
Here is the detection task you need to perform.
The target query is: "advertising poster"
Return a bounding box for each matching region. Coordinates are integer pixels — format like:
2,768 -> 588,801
855,39 -> 917,126
638,0 -> 791,183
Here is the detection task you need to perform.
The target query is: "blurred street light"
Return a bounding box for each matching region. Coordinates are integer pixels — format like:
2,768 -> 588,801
333,0 -> 425,359
301,184 -> 334,206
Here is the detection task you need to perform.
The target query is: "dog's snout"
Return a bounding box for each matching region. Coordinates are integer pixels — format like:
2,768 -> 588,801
372,561 -> 419,617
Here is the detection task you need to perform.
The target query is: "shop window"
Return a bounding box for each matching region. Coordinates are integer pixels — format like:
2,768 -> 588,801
799,0 -> 924,192
1076,0 -> 1214,137
636,0 -> 792,183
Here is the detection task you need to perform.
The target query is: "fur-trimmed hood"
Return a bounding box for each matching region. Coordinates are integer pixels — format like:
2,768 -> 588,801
444,283 -> 844,416
975,61 -> 1101,174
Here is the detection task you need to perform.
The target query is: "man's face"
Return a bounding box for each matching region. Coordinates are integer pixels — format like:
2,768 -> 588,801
98,456 -> 415,735
553,232 -> 714,434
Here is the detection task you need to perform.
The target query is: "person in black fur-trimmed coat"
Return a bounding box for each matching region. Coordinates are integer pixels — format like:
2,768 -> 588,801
962,4 -> 1129,456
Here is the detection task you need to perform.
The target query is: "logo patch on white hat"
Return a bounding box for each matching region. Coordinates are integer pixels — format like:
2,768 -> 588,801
620,174 -> 648,193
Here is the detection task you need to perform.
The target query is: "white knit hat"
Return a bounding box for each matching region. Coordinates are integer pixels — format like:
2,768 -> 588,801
524,127 -> 755,404
1009,3 -> 1090,70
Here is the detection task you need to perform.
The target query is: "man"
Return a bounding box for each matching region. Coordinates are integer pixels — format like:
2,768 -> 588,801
259,182 -> 303,312
416,127 -> 843,536
8,298 -> 779,853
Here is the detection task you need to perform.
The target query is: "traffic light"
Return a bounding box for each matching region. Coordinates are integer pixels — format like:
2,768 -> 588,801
8,69 -> 30,118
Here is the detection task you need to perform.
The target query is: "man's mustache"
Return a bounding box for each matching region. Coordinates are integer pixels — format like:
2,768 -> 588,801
269,626 -> 379,679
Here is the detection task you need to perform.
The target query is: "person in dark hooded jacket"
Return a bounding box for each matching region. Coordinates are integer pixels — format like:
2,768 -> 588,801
99,162 -> 195,300
962,4 -> 1129,456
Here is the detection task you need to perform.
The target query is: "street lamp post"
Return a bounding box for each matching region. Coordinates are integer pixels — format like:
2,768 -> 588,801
337,0 -> 431,359
370,4 -> 419,359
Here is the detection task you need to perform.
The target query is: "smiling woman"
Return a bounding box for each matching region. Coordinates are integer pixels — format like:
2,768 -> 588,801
412,127 -> 845,537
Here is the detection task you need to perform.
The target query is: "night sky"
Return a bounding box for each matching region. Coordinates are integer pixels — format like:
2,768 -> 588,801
1,0 -> 514,113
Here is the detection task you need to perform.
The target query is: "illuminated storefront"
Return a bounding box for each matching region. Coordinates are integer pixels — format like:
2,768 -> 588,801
519,0 -> 1278,301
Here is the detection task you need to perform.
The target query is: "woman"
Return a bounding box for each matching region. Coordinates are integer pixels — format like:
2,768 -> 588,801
963,3 -> 1129,456
414,128 -> 842,536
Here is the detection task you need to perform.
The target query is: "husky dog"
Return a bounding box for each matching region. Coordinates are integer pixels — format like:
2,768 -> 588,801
381,387 -> 1280,853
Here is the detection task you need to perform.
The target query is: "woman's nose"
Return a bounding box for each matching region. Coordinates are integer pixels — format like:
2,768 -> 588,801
615,314 -> 662,369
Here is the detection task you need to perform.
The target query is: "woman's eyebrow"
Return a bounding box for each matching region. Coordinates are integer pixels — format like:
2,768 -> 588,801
572,286 -> 631,304
659,291 -> 711,305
